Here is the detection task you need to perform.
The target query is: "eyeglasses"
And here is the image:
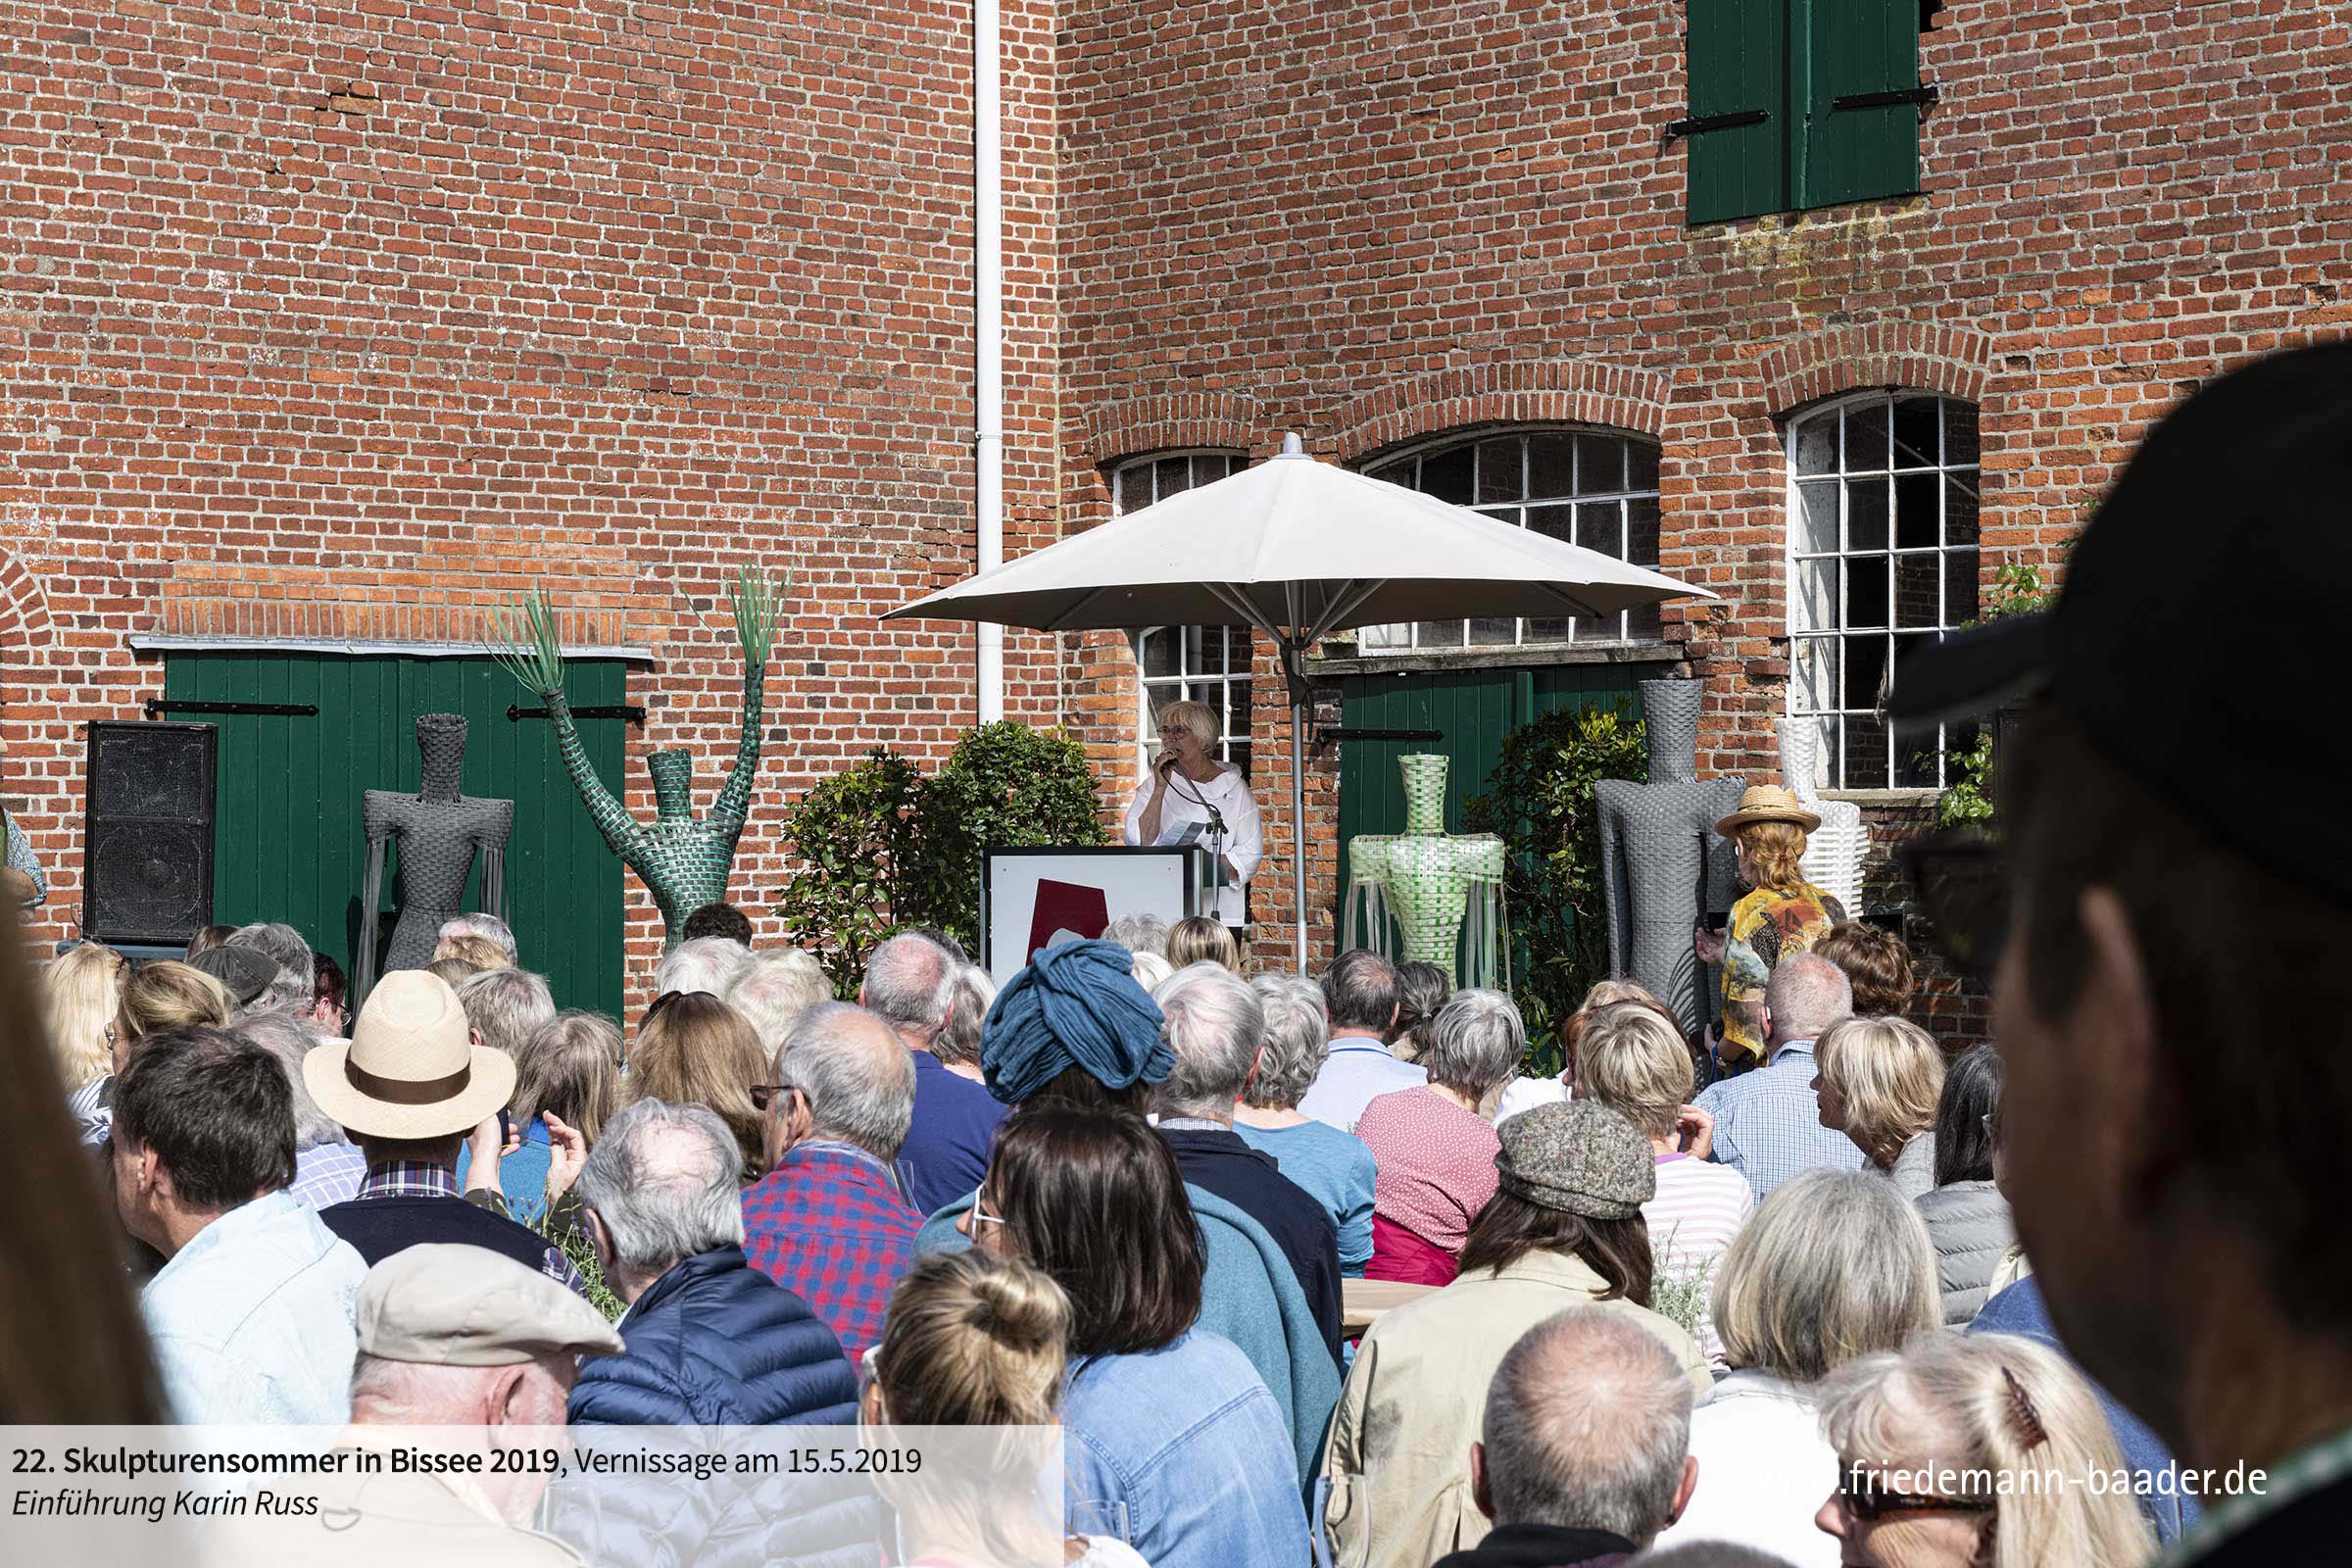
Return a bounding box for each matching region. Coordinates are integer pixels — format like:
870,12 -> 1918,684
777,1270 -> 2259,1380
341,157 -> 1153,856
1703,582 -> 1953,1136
750,1082 -> 793,1113
968,1183 -> 1005,1228
1834,1471 -> 1995,1523
1898,831 -> 2009,985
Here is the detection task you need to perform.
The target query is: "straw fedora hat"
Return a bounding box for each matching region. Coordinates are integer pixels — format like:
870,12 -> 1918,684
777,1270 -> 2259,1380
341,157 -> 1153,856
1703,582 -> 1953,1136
1714,783 -> 1822,838
304,969 -> 515,1140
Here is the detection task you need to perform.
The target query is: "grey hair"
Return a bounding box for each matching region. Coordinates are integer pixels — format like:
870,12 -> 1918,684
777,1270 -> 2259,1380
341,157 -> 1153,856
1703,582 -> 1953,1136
456,966 -> 556,1060
1153,699 -> 1217,750
1419,988 -> 1525,1099
1129,951 -> 1174,992
573,1099 -> 746,1276
1710,1168 -> 1939,1383
1245,974 -> 1329,1109
225,1011 -> 346,1152
934,963 -> 998,1068
437,912 -> 518,966
724,950 -> 834,1054
862,932 -> 956,1036
1102,912 -> 1170,958
1320,948 -> 1399,1033
1482,1306 -> 1693,1546
775,1001 -> 917,1160
1152,961 -> 1264,1119
1764,952 -> 1853,1048
653,936 -> 757,1000
227,922 -> 315,1015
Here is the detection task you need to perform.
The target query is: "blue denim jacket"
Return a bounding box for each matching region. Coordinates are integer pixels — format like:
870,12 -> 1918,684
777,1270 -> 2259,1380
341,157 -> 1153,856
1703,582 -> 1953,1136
1062,1329 -> 1311,1568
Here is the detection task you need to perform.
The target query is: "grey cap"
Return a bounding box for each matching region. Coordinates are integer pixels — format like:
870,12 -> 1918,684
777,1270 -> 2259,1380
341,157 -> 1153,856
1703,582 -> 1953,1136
190,945 -> 278,1006
1494,1099 -> 1656,1220
357,1244 -> 623,1366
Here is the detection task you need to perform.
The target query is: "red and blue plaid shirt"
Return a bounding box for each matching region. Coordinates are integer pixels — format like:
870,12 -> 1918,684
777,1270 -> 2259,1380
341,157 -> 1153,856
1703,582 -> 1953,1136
740,1141 -> 920,1359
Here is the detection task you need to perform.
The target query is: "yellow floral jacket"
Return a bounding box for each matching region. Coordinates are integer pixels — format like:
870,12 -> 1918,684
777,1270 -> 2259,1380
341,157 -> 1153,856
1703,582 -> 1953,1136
1718,880 -> 1847,1069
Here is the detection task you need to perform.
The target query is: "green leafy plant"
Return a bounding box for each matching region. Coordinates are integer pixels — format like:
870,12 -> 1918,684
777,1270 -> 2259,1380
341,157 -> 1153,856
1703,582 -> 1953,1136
1932,563 -> 2058,830
773,723 -> 1107,994
1463,702 -> 1649,1073
1646,1231 -> 1716,1346
535,1209 -> 625,1323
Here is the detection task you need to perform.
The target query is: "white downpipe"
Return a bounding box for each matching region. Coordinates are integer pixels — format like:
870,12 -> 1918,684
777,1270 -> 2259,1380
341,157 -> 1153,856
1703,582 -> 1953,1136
973,0 -> 1005,723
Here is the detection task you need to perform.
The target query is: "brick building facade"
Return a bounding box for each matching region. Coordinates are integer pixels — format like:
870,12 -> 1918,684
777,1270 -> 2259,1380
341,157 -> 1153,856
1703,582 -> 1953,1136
5,0 -> 2346,1024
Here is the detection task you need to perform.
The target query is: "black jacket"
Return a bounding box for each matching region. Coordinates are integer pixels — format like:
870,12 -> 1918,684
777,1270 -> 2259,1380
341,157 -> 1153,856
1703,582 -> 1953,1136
1431,1522 -> 1636,1568
1158,1123 -> 1345,1363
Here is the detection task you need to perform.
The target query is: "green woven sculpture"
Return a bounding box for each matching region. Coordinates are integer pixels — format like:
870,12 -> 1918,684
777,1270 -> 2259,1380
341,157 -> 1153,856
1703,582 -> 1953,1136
491,567 -> 785,951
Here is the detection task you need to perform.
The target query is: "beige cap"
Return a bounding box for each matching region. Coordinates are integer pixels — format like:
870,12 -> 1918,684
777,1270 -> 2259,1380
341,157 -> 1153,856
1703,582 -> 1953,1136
305,968 -> 516,1139
357,1245 -> 624,1366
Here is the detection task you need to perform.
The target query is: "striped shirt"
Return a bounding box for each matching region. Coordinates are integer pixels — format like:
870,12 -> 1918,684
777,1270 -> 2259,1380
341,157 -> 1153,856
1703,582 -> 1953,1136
1355,1086 -> 1499,1255
1648,1152 -> 1755,1369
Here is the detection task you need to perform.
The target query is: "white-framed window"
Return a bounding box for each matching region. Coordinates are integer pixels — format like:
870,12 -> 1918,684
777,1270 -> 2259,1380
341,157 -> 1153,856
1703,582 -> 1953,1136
1355,426 -> 1665,650
1787,390 -> 1983,790
1108,450 -> 1253,778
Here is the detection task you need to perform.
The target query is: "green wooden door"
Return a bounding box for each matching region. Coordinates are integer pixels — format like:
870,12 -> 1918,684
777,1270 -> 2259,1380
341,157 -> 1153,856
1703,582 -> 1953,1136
1334,660 -> 1677,952
162,653 -> 630,1016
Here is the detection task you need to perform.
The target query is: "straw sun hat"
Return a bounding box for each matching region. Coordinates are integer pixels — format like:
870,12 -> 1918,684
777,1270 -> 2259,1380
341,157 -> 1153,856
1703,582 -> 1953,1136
303,969 -> 515,1139
1713,783 -> 1822,838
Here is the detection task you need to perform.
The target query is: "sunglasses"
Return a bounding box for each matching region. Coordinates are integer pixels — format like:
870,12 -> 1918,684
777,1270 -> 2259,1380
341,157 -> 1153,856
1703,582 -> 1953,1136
750,1082 -> 793,1113
1899,831 -> 2009,985
1835,1471 -> 1995,1523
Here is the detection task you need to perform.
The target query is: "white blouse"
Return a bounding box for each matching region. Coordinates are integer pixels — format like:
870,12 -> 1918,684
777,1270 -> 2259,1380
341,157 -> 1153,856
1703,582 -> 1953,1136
1123,762 -> 1263,926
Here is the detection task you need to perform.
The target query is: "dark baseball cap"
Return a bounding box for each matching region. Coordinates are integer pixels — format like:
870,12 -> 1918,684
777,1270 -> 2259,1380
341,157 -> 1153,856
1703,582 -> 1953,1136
1887,340 -> 2352,902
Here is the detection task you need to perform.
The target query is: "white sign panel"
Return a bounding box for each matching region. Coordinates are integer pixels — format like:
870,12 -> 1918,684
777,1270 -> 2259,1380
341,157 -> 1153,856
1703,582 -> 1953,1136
981,847 -> 1204,984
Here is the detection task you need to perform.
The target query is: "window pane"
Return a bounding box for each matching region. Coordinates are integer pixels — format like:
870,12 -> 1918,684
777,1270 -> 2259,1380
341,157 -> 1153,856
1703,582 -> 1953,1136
1476,438 -> 1524,504
1848,477 -> 1890,551
1524,616 -> 1574,643
1946,551 -> 1982,624
1529,503 -> 1575,547
1795,480 -> 1839,556
1846,553 -> 1889,629
1417,619 -> 1466,649
1421,446 -> 1475,505
1625,600 -> 1661,642
1627,442 -> 1660,494
1192,453 -> 1237,488
1944,402 -> 1981,468
1844,637 -> 1887,710
1895,472 -> 1939,550
1191,624 -> 1220,675
1846,400 -> 1891,472
1847,711 -> 1891,789
1793,637 -> 1838,713
1358,621 -> 1409,649
1366,458 -> 1413,486
1139,629 -> 1179,680
1794,411 -> 1838,476
1895,552 -> 1941,628
1893,395 -> 1941,469
1155,456 -> 1191,499
1793,558 -> 1838,635
1469,616 -> 1518,646
1578,501 -> 1624,561
1576,434 -> 1626,495
1946,474 -> 1980,546
1626,496 -> 1661,570
1477,504 -> 1525,529
1528,434 -> 1576,500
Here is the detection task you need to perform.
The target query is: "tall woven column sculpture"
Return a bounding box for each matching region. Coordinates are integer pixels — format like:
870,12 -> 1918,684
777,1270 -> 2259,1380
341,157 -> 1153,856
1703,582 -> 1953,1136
1778,718 -> 1866,916
492,567 -> 784,951
1593,680 -> 1745,1038
356,714 -> 514,1006
1341,754 -> 1509,988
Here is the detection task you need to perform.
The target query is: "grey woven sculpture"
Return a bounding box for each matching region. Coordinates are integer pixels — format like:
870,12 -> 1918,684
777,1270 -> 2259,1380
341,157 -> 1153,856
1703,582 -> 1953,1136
1593,680 -> 1744,1038
1343,754 -> 1510,988
492,568 -> 784,952
358,713 -> 514,1004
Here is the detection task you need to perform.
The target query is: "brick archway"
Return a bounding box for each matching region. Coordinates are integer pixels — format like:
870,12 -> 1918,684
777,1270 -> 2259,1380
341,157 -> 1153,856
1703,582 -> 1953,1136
1077,391 -> 1264,467
1756,320 -> 1996,416
1331,359 -> 1674,463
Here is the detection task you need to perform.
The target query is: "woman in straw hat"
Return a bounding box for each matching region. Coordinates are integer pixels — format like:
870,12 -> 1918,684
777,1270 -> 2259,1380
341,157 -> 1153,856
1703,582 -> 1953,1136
1694,784 -> 1848,1073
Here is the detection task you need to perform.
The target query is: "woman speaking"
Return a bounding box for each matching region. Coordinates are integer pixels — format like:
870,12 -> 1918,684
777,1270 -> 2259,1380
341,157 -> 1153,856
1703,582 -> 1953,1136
1124,700 -> 1262,936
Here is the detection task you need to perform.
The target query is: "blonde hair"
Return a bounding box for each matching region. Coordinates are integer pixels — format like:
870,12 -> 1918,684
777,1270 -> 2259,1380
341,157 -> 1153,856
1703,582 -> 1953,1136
1821,1333 -> 2154,1568
42,943 -> 123,1091
119,960 -> 232,1044
514,1011 -> 623,1146
630,992 -> 770,1178
1711,1169 -> 1939,1383
429,933 -> 509,972
1738,819 -> 1810,894
1153,699 -> 1218,752
1575,1004 -> 1695,1141
870,1250 -> 1070,1426
1166,915 -> 1239,971
1816,1015 -> 1946,1156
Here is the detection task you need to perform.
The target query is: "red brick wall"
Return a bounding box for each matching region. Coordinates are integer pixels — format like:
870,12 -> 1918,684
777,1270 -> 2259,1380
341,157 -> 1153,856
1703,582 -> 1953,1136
1055,0 -> 2352,988
0,0 -> 1063,994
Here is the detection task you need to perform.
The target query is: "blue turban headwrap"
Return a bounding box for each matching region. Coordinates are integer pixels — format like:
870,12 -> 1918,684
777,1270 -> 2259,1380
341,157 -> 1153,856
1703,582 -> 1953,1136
981,939 -> 1171,1105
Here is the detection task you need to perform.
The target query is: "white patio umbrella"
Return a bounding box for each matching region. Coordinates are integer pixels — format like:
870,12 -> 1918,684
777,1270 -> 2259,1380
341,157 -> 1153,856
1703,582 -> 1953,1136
885,434 -> 1715,964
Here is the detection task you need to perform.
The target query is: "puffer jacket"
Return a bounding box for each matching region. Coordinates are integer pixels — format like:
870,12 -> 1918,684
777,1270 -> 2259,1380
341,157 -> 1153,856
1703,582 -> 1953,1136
1915,1180 -> 2016,1326
558,1245 -> 870,1568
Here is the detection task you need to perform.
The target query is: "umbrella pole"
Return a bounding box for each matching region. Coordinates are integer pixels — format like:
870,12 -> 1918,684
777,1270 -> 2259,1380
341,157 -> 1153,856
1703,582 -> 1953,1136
1291,692 -> 1308,970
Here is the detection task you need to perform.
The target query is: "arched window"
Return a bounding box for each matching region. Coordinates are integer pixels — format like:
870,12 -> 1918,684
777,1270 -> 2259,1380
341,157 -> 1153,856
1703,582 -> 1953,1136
1357,427 -> 1664,650
1108,450 -> 1253,777
1787,391 -> 1982,789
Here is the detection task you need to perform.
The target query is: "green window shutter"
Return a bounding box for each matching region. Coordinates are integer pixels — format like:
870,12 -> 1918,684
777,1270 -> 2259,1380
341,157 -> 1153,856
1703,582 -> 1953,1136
1683,0 -> 1790,224
1795,0 -> 1925,210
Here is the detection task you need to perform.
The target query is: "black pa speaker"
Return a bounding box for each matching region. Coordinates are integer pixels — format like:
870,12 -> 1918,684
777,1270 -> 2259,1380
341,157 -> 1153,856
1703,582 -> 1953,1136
84,721 -> 218,946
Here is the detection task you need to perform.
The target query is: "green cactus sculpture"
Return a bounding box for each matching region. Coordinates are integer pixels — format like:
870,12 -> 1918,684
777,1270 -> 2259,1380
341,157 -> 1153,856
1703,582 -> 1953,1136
492,567 -> 786,951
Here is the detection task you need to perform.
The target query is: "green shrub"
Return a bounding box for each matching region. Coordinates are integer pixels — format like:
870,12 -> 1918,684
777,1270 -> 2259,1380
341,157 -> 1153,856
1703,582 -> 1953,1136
1463,702 -> 1649,1073
774,750 -> 924,995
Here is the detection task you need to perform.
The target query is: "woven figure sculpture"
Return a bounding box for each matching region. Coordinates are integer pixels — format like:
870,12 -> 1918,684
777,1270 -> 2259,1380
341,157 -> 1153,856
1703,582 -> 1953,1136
1342,754 -> 1510,988
357,714 -> 515,1004
492,567 -> 784,952
1777,718 -> 1866,915
1594,680 -> 1744,1038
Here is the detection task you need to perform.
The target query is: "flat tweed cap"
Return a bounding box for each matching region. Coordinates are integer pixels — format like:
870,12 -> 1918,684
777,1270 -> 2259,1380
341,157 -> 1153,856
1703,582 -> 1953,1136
359,1244 -> 622,1366
1494,1099 -> 1656,1220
